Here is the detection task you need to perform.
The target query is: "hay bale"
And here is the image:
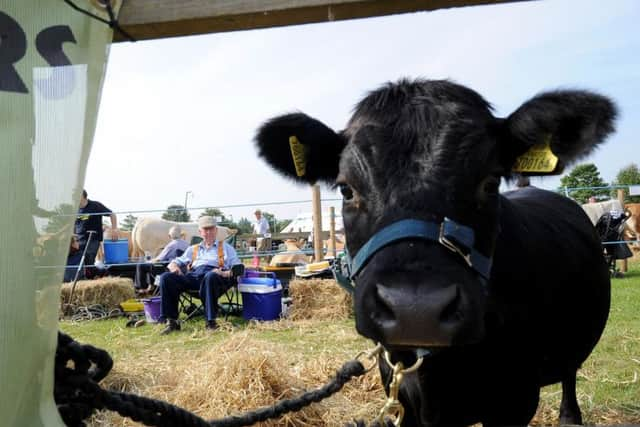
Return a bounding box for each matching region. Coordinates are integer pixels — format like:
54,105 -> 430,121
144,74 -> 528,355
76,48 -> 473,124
288,278 -> 353,321
60,276 -> 135,310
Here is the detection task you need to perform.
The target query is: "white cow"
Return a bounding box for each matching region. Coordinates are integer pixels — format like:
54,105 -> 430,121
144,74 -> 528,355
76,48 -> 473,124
580,199 -> 624,225
131,217 -> 237,259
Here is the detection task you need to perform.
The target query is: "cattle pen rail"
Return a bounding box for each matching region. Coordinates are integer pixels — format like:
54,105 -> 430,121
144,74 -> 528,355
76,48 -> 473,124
235,231 -> 331,247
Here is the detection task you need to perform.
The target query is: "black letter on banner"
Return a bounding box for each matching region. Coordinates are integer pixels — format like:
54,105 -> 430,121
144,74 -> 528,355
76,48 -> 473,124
35,26 -> 76,99
0,11 -> 28,93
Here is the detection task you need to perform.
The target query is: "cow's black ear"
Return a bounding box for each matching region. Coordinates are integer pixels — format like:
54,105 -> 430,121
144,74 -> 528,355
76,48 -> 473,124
501,90 -> 617,176
254,113 -> 346,185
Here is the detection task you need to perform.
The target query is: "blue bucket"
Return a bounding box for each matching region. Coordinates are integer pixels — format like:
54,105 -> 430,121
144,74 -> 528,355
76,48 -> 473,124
103,239 -> 129,264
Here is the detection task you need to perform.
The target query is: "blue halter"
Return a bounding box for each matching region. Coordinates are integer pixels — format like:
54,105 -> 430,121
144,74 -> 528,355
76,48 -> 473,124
333,218 -> 492,293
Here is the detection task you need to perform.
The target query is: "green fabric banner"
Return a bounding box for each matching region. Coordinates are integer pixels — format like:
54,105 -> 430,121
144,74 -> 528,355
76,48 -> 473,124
0,1 -> 117,424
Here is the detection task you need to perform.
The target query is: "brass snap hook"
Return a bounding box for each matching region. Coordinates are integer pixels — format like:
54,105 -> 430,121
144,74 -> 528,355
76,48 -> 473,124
377,351 -> 424,426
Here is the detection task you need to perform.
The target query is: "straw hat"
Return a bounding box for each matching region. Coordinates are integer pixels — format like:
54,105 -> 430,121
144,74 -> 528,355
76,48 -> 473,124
198,216 -> 217,229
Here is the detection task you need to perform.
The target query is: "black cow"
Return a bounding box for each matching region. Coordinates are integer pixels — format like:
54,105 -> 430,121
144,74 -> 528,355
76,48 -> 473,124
254,79 -> 614,426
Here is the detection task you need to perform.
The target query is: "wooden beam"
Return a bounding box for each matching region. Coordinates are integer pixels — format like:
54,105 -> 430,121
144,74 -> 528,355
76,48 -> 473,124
114,0 -> 532,42
237,231 -> 330,243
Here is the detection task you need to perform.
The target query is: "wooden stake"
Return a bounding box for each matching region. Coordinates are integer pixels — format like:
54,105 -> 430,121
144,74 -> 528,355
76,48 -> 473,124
329,206 -> 336,258
312,184 -> 323,262
618,189 -> 628,273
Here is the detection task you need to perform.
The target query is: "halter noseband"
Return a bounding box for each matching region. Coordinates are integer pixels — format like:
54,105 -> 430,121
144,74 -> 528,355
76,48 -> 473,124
333,218 -> 492,293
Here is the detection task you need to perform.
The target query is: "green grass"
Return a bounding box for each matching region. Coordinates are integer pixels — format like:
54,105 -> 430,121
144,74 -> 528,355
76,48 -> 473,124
534,259 -> 640,425
59,316 -> 368,363
59,259 -> 640,426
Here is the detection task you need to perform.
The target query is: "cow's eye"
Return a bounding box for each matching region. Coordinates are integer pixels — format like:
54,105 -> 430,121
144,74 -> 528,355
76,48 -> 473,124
484,178 -> 500,195
476,175 -> 501,207
339,184 -> 354,200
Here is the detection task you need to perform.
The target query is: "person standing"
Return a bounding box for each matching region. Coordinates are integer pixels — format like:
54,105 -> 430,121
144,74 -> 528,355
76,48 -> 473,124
75,189 -> 118,277
157,216 -> 242,334
252,209 -> 271,253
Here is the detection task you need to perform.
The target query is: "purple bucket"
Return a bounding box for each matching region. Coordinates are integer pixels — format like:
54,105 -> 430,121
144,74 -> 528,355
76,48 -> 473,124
142,297 -> 162,323
244,269 -> 263,278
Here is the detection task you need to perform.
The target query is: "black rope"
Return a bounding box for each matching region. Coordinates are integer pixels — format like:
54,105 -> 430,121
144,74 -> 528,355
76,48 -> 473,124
63,0 -> 136,42
209,360 -> 364,427
54,332 -> 390,427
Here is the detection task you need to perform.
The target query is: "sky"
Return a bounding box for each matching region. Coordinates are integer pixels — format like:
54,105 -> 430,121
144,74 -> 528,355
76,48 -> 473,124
84,0 -> 640,225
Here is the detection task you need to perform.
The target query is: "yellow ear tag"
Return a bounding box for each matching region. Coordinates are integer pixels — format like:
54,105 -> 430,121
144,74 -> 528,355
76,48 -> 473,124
512,137 -> 558,173
289,136 -> 307,177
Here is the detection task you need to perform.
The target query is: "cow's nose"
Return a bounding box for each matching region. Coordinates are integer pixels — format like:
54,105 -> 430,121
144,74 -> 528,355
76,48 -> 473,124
373,283 -> 465,347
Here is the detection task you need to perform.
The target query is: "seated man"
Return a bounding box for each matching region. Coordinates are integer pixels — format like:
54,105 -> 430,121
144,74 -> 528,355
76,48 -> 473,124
134,225 -> 189,293
157,215 -> 241,334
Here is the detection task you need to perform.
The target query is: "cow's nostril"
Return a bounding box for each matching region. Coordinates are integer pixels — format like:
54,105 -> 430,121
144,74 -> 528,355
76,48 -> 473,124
373,284 -> 396,323
439,285 -> 463,324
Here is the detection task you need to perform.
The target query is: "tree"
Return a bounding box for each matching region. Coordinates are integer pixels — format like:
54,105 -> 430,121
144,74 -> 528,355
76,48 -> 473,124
558,163 -> 609,204
275,219 -> 291,232
162,204 -> 190,222
262,211 -> 287,233
120,214 -> 138,231
200,207 -> 226,222
235,217 -> 254,234
43,203 -> 76,233
612,163 -> 640,203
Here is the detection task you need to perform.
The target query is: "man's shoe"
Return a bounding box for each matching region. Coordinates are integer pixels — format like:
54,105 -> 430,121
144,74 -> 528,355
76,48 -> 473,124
205,320 -> 218,331
160,319 -> 181,335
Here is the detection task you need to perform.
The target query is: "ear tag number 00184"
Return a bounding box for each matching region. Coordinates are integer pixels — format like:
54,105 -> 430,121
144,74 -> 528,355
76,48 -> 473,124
289,135 -> 307,177
512,139 -> 558,173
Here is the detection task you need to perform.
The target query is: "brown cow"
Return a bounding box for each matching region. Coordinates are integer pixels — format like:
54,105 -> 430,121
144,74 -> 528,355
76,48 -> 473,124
624,203 -> 640,250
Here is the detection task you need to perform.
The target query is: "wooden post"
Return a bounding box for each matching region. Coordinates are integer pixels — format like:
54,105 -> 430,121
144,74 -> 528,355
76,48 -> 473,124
312,184 -> 323,262
328,206 -> 336,258
618,189 -> 628,273
113,0 -> 532,42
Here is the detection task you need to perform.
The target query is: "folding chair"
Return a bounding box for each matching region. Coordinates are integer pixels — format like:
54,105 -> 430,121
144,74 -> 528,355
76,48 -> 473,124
179,289 -> 203,321
178,263 -> 245,321
219,264 -> 245,319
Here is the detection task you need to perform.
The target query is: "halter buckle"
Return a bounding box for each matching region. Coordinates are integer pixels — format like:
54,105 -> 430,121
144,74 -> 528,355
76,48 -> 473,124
438,221 -> 473,268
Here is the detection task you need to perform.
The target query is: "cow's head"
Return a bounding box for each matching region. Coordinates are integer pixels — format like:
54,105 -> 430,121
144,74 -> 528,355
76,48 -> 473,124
255,79 -> 616,351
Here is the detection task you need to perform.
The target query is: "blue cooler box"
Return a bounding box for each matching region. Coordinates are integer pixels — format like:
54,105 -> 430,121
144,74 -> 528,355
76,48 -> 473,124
238,274 -> 282,321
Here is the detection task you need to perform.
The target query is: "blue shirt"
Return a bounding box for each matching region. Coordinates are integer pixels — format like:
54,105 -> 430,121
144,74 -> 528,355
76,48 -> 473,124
253,217 -> 270,235
155,239 -> 189,262
173,240 -> 240,270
